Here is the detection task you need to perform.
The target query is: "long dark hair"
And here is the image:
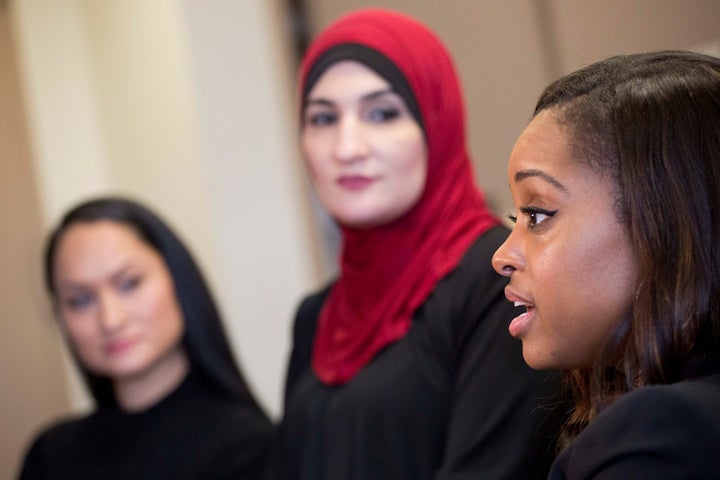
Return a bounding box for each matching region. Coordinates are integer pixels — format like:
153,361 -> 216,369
534,51 -> 720,441
45,196 -> 266,413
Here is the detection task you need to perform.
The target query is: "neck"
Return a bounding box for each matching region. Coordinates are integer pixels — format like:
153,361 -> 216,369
113,347 -> 190,412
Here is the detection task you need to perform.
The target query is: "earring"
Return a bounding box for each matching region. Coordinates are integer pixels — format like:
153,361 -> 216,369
634,280 -> 644,301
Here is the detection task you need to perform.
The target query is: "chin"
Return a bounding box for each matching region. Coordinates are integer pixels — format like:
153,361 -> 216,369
521,347 -> 558,371
105,359 -> 154,380
339,210 -> 406,229
337,216 -> 382,229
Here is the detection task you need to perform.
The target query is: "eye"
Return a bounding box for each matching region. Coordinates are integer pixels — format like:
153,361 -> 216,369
304,110 -> 337,127
62,291 -> 95,311
366,107 -> 400,123
519,206 -> 557,229
118,275 -> 142,293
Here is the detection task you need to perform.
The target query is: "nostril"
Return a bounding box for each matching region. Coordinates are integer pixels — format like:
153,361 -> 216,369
502,264 -> 516,273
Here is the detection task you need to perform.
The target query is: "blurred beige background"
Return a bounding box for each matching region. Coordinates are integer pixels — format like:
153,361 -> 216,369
1,0 -> 718,477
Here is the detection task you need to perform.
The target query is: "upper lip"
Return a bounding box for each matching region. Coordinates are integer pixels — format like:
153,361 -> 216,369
504,285 -> 534,308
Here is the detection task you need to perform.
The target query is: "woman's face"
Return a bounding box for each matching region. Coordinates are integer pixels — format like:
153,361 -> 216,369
301,60 -> 427,229
492,110 -> 639,370
52,221 -> 186,385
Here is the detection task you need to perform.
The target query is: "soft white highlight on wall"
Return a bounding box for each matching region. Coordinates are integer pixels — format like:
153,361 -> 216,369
179,0 -> 317,418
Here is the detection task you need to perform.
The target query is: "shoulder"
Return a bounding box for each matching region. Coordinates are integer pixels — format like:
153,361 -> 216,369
198,400 -> 273,479
19,413 -> 96,477
297,284 -> 331,311
26,412 -> 97,448
282,284 -> 332,401
552,374 -> 720,478
452,225 -> 510,282
292,283 -> 332,342
423,225 -> 513,339
182,379 -> 273,439
408,225 -> 518,369
596,373 -> 720,430
210,399 -> 274,438
156,386 -> 274,479
430,225 -> 509,305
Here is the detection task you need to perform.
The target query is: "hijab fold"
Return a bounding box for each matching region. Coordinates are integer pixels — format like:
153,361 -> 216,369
301,9 -> 499,385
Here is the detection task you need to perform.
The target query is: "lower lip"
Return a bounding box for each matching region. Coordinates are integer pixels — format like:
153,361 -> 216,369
338,177 -> 374,191
509,309 -> 534,338
104,339 -> 135,355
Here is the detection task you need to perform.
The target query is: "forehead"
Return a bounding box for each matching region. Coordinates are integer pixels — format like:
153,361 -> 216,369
511,111 -> 571,167
508,110 -> 614,197
509,111 -> 585,183
306,60 -> 389,99
54,221 -> 157,280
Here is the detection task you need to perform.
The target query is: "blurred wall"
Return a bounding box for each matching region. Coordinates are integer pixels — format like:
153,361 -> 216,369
0,4 -> 71,478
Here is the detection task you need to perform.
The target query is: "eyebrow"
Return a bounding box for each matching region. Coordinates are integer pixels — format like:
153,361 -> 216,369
55,264 -> 135,291
303,88 -> 397,109
514,169 -> 570,195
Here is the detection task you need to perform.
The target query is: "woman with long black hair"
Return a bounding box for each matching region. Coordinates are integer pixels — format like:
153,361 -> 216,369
20,197 -> 273,479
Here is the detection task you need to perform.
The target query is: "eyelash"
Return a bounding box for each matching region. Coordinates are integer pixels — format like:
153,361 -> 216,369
367,107 -> 400,122
118,275 -> 142,293
303,105 -> 402,127
64,292 -> 94,311
507,206 -> 558,229
60,275 -> 142,312
305,111 -> 336,127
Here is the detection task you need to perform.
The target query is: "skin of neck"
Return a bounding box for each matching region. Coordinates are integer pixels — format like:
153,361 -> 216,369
112,346 -> 190,413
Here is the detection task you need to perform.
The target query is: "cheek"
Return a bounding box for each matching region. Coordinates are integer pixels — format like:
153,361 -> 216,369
388,139 -> 427,194
59,315 -> 95,348
535,229 -> 636,365
146,283 -> 185,339
60,317 -> 104,368
301,135 -> 329,181
534,226 -> 628,298
581,222 -> 637,303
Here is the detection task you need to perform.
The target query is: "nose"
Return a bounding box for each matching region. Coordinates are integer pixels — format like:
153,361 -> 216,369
333,116 -> 367,163
492,229 -> 525,277
98,291 -> 126,334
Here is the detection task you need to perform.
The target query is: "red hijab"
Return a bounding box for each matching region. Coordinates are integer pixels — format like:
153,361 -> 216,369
300,8 -> 499,385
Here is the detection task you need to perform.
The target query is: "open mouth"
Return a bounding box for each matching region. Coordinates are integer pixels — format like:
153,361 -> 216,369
509,302 -> 535,337
514,301 -> 535,314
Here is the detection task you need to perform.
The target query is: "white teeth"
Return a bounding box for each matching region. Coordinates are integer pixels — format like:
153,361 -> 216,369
514,301 -> 526,307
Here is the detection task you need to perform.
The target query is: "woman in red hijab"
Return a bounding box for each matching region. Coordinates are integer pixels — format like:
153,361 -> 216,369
269,8 -> 565,479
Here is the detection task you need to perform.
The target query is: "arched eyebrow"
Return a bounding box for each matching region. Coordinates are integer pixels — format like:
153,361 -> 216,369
514,169 -> 570,196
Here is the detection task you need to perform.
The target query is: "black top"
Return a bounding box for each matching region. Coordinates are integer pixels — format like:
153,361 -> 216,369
549,372 -> 720,479
269,226 -> 567,480
19,370 -> 273,480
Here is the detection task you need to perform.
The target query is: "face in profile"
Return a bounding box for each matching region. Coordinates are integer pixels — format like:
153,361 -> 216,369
52,220 -> 186,385
301,60 -> 428,229
492,110 -> 639,370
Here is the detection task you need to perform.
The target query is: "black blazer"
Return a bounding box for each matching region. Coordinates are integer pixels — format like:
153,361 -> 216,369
550,372 -> 720,479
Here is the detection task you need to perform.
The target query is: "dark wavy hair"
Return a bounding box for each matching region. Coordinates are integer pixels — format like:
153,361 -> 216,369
44,196 -> 266,414
534,50 -> 720,442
